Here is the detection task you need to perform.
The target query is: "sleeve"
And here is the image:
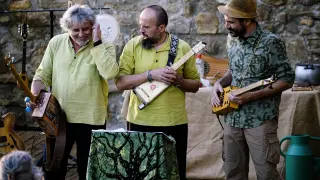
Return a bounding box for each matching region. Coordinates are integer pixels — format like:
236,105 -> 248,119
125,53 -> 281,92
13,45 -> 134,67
33,39 -> 54,87
181,42 -> 200,80
90,42 -> 119,80
268,38 -> 295,84
114,40 -> 136,81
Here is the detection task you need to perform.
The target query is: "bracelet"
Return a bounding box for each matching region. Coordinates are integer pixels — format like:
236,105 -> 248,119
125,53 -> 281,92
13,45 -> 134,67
147,70 -> 153,82
174,75 -> 183,87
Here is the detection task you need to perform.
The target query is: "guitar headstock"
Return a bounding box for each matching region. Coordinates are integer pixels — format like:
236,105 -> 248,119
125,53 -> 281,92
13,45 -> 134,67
18,23 -> 29,41
192,41 -> 207,54
4,53 -> 16,69
263,74 -> 277,85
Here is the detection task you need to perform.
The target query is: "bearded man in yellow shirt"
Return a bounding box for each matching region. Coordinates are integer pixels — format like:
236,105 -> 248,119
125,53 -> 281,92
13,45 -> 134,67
28,4 -> 119,180
115,5 -> 200,180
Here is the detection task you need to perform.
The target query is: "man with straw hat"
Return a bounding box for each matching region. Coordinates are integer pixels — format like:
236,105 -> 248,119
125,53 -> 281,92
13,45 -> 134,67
211,0 -> 294,179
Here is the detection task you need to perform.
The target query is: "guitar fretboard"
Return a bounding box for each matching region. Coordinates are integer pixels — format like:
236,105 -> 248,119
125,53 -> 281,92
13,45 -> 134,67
22,41 -> 27,73
171,51 -> 195,70
233,80 -> 264,96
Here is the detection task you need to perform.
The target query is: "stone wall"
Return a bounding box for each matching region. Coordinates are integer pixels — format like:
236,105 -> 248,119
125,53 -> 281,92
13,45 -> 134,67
0,0 -> 319,127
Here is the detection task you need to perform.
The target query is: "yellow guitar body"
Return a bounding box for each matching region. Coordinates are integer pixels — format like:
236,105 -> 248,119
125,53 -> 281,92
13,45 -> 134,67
212,86 -> 239,115
0,113 -> 25,157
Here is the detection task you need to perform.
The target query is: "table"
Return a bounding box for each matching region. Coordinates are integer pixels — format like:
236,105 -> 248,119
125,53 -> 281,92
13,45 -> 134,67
86,130 -> 180,180
185,87 -> 320,180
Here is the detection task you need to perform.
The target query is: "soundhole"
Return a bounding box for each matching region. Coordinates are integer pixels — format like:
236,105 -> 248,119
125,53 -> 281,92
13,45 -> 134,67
203,61 -> 210,75
0,136 -> 7,143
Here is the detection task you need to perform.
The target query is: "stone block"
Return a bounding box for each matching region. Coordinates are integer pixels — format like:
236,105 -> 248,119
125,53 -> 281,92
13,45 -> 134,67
195,13 -> 218,34
8,0 -> 31,10
300,19 -> 314,26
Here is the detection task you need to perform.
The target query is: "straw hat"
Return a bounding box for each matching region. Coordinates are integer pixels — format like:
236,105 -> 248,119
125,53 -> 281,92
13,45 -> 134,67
217,0 -> 258,19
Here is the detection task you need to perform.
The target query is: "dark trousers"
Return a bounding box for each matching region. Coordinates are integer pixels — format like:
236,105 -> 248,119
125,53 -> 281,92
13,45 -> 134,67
128,122 -> 188,180
46,122 -> 105,180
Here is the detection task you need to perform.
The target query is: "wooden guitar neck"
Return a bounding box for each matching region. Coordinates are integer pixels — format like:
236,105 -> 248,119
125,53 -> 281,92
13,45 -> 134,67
170,51 -> 195,70
233,80 -> 266,96
4,55 -> 36,102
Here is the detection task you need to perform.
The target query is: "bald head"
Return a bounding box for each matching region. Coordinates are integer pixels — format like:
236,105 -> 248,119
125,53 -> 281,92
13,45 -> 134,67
141,5 -> 168,27
139,5 -> 168,49
140,8 -> 158,28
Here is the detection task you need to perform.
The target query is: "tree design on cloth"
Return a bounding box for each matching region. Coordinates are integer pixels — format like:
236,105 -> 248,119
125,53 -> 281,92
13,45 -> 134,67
86,131 -> 180,180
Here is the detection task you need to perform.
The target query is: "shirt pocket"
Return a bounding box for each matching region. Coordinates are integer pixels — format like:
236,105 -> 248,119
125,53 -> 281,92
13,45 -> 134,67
248,55 -> 269,76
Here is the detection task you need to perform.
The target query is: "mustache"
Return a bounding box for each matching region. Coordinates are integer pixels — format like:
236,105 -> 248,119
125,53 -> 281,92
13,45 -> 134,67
142,33 -> 148,38
228,28 -> 235,32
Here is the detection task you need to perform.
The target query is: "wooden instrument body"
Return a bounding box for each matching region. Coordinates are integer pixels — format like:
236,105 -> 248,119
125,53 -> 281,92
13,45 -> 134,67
32,91 -> 60,137
133,41 -> 207,109
212,86 -> 239,115
0,113 -> 25,156
133,81 -> 169,107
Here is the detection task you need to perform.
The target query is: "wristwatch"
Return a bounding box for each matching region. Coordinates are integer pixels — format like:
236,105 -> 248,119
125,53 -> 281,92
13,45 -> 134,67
93,40 -> 102,47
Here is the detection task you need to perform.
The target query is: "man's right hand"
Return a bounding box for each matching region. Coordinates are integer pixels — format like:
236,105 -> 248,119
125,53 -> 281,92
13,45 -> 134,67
211,81 -> 224,107
149,67 -> 177,84
27,80 -> 46,112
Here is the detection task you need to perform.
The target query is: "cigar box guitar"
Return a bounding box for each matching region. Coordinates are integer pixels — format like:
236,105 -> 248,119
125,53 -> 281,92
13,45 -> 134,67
4,53 -> 66,171
212,76 -> 276,115
133,41 -> 206,110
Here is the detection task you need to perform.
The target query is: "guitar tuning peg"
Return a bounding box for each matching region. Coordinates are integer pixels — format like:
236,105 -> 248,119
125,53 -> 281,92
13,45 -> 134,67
11,56 -> 16,63
18,25 -> 21,34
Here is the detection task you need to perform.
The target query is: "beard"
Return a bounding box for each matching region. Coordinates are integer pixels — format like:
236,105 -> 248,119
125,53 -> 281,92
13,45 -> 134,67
141,33 -> 161,50
228,23 -> 246,37
73,39 -> 90,46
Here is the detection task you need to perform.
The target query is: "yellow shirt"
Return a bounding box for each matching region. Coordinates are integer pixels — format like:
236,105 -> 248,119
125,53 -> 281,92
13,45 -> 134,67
116,34 -> 200,126
34,33 -> 119,125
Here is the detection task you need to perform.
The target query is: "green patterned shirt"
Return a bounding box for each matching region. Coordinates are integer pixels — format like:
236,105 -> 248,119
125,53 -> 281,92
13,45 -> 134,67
225,23 -> 294,128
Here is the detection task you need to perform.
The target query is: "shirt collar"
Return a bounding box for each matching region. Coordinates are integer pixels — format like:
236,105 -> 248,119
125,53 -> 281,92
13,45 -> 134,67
157,33 -> 171,52
240,23 -> 264,45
